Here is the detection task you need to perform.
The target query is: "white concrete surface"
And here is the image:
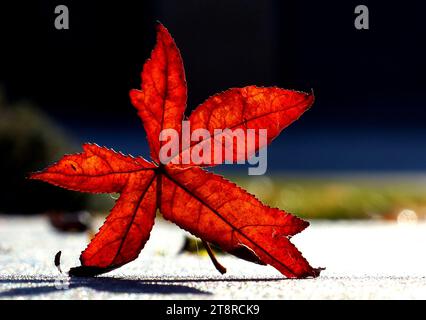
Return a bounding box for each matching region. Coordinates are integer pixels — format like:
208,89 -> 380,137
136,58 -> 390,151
1,215 -> 426,299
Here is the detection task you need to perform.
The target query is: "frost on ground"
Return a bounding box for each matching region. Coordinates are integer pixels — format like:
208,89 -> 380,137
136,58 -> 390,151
0,215 -> 426,299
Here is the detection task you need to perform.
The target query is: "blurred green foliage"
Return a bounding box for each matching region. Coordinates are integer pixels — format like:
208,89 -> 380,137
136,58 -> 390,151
0,90 -> 111,213
231,174 -> 426,220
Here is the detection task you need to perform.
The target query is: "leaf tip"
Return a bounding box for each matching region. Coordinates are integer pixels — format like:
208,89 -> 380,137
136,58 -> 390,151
155,21 -> 167,32
28,171 -> 42,180
310,266 -> 325,278
68,265 -> 115,278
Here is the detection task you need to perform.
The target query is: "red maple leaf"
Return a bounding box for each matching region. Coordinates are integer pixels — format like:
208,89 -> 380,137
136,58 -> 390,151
30,23 -> 322,278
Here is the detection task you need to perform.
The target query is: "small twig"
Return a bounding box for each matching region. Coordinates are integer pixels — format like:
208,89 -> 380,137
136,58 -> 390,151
202,240 -> 227,274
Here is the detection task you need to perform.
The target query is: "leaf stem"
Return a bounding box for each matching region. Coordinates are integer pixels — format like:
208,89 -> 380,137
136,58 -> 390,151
202,240 -> 227,274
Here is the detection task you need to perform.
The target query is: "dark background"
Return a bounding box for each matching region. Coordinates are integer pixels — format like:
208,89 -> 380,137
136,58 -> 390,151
0,0 -> 425,171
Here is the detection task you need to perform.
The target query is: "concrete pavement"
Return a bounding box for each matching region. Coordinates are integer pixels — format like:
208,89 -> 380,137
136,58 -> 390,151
1,215 -> 425,299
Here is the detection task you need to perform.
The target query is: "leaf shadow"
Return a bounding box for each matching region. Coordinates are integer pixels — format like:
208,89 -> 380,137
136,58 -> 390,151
0,276 -> 210,298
